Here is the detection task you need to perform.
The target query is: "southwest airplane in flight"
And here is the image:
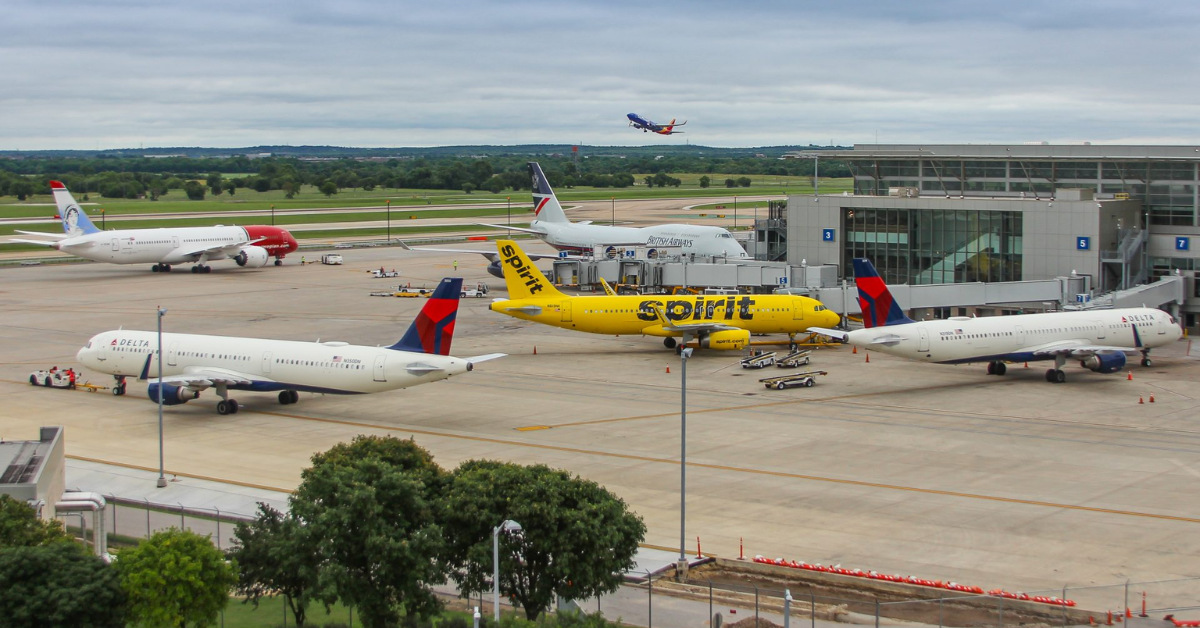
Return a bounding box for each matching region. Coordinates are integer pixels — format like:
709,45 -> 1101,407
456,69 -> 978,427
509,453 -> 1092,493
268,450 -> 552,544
10,181 -> 298,272
810,259 -> 1182,383
410,162 -> 747,277
489,239 -> 840,351
76,278 -> 504,414
627,113 -> 686,135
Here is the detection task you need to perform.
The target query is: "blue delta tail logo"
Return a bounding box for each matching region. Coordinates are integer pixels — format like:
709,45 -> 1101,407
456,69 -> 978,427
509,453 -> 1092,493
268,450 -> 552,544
527,162 -> 568,223
389,278 -> 462,355
49,181 -> 100,236
852,258 -> 915,328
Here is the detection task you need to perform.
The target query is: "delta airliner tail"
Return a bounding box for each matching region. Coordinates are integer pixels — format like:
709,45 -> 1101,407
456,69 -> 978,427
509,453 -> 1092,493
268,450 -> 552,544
389,278 -> 462,355
852,258 -> 916,328
528,162 -> 569,224
50,181 -> 101,236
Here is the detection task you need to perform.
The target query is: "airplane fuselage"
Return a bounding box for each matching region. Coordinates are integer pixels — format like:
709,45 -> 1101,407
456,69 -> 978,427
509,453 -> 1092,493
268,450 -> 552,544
846,308 -> 1181,364
533,220 -> 748,258
77,330 -> 471,395
492,293 -> 839,338
51,225 -> 296,265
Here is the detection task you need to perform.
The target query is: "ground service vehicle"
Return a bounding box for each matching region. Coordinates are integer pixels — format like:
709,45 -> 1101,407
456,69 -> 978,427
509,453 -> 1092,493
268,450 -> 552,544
741,351 -> 776,369
29,370 -> 74,389
760,370 -> 828,389
776,349 -> 812,368
321,254 -> 343,265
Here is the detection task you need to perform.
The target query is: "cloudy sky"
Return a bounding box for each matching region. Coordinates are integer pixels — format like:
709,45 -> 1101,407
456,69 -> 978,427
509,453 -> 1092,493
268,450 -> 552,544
4,0 -> 1199,149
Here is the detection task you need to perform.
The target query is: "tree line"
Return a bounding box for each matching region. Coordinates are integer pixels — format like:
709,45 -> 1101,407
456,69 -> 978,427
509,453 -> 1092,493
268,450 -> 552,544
0,153 -> 849,200
0,436 -> 645,628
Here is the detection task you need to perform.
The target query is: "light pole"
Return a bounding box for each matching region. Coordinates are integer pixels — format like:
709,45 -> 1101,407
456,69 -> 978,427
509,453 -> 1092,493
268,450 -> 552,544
99,208 -> 105,230
679,342 -> 693,564
612,197 -> 616,226
506,196 -> 511,230
270,204 -> 274,226
386,199 -> 391,242
493,519 -> 522,621
156,306 -> 168,488
733,196 -> 737,230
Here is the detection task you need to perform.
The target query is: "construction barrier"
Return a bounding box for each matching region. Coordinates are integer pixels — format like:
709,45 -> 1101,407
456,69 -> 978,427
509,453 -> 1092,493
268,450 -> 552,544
752,556 -> 1075,607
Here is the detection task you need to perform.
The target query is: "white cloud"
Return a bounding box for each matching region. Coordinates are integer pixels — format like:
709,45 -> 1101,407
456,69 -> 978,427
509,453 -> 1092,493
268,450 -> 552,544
2,0 -> 1198,149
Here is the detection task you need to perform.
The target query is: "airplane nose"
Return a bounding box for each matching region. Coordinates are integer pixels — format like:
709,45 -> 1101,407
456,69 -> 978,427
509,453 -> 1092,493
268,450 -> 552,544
827,311 -> 841,328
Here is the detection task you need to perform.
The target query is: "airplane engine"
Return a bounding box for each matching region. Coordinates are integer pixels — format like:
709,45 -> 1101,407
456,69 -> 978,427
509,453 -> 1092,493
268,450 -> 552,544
234,245 -> 270,268
699,329 -> 751,350
147,383 -> 200,405
486,260 -> 504,278
1081,352 -> 1127,374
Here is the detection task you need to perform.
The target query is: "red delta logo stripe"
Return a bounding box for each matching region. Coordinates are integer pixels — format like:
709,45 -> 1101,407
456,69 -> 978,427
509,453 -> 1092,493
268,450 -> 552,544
856,276 -> 892,328
415,297 -> 459,355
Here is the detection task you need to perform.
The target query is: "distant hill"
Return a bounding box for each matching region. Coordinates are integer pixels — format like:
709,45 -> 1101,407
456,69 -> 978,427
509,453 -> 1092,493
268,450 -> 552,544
0,144 -> 847,160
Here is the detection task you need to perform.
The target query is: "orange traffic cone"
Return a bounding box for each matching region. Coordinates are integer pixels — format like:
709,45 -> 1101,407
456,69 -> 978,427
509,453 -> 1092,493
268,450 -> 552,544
1149,393 -> 1155,403
666,366 -> 671,373
852,346 -> 858,354
1024,362 -> 1029,368
865,352 -> 870,363
1139,396 -> 1144,404
533,346 -> 537,355
1128,371 -> 1133,380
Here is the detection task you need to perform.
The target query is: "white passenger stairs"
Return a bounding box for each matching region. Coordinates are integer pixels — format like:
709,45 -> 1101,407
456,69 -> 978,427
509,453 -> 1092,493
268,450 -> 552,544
913,233 -> 1001,284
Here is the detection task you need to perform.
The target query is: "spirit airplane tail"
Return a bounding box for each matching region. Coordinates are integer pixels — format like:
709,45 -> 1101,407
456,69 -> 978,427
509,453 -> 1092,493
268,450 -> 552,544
495,239 -> 565,300
50,181 -> 100,236
852,258 -> 915,328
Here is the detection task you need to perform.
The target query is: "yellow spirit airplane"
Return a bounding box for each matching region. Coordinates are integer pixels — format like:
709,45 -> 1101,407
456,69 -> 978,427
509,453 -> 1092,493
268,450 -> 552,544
489,240 -> 841,351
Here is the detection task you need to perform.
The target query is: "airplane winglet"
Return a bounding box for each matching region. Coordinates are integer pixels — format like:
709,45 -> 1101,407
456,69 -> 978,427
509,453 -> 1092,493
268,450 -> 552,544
599,277 -> 617,296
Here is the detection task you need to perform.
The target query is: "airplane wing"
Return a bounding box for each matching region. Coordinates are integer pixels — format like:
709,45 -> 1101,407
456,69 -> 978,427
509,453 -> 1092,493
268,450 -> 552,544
477,223 -> 548,235
466,353 -> 506,364
14,230 -> 69,239
174,237 -> 267,259
647,303 -> 740,334
808,327 -> 848,341
1028,340 -> 1140,357
148,366 -> 261,390
399,242 -> 589,262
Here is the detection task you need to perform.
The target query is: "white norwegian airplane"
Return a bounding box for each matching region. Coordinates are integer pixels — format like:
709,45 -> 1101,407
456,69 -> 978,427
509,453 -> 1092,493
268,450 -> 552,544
409,162 -> 748,277
811,258 -> 1183,383
10,181 -> 298,273
76,278 -> 504,414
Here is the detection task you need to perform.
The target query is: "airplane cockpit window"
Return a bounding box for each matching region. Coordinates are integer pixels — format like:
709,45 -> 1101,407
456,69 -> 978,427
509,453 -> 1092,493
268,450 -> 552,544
717,233 -> 733,238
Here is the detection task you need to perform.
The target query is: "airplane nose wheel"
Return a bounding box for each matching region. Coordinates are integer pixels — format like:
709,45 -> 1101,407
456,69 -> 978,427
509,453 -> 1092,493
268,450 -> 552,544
1044,368 -> 1066,383
217,399 -> 239,415
274,259 -> 283,266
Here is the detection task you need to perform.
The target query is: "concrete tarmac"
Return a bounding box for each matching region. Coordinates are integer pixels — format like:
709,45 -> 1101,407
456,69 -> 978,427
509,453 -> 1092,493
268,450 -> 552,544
3,246 -> 1198,611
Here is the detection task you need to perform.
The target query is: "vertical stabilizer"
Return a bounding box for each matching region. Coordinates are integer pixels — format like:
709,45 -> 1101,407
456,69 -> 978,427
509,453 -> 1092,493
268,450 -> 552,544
389,278 -> 463,355
495,239 -> 565,299
49,181 -> 100,236
527,162 -> 569,224
852,258 -> 915,328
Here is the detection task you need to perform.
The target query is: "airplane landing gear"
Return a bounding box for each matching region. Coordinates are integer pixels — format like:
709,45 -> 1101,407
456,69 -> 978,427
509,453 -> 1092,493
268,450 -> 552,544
663,337 -> 677,349
112,375 -> 127,396
216,399 -> 240,415
987,361 -> 1007,376
151,263 -> 172,272
274,259 -> 283,266
1141,350 -> 1152,367
1044,369 -> 1067,383
191,265 -> 212,274
278,390 -> 299,405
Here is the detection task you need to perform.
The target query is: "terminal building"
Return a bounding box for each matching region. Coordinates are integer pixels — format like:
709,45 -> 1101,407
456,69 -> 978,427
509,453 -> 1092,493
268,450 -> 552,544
781,144 -> 1200,327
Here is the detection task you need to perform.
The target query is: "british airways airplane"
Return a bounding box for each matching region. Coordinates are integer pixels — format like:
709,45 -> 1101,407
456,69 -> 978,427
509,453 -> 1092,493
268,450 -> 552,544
627,113 -> 686,135
76,278 -> 504,414
10,181 -> 298,272
811,259 -> 1182,383
408,162 -> 747,277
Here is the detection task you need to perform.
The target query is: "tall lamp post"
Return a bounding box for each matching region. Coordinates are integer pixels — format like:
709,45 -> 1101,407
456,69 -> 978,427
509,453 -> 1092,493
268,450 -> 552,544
733,196 -> 737,231
99,208 -> 105,230
270,204 -> 275,226
493,519 -> 522,621
678,341 -> 693,566
386,199 -> 391,242
156,306 -> 168,488
612,197 -> 616,226
506,196 -> 511,230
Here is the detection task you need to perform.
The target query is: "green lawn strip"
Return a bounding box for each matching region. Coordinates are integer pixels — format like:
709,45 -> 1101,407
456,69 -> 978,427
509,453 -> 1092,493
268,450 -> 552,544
220,594 -> 355,628
294,224 -> 529,240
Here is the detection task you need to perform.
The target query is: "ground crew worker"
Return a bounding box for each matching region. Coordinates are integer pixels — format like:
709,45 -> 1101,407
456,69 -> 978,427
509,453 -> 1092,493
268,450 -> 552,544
67,368 -> 76,389
453,259 -> 458,271
301,256 -> 306,265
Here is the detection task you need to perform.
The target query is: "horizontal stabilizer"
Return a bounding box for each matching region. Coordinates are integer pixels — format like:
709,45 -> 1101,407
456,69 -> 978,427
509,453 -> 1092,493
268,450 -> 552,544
808,327 -> 848,341
499,305 -> 543,315
466,353 -> 506,364
478,223 -> 547,235
14,230 -> 68,239
7,239 -> 59,247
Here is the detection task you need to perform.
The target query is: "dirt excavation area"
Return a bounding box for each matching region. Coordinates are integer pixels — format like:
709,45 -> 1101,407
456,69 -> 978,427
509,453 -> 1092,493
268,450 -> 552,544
651,560 -> 1093,627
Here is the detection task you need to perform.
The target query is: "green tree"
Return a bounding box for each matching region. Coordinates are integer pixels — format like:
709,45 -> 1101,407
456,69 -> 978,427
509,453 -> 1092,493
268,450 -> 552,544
462,182 -> 475,194
183,180 -> 207,200
319,181 -> 338,197
282,180 -> 301,199
441,461 -> 646,620
699,175 -> 710,188
229,504 -> 321,627
223,180 -> 236,196
725,178 -> 737,188
737,176 -> 752,187
293,436 -> 447,628
643,175 -> 655,188
206,172 -> 223,195
481,177 -> 505,194
116,528 -> 236,628
9,179 -> 34,200
0,543 -> 127,628
0,494 -> 74,548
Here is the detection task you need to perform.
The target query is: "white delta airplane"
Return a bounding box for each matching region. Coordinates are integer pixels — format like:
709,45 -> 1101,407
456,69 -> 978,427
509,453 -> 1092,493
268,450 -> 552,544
811,259 -> 1182,383
76,278 -> 504,414
409,162 -> 748,277
10,181 -> 298,273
